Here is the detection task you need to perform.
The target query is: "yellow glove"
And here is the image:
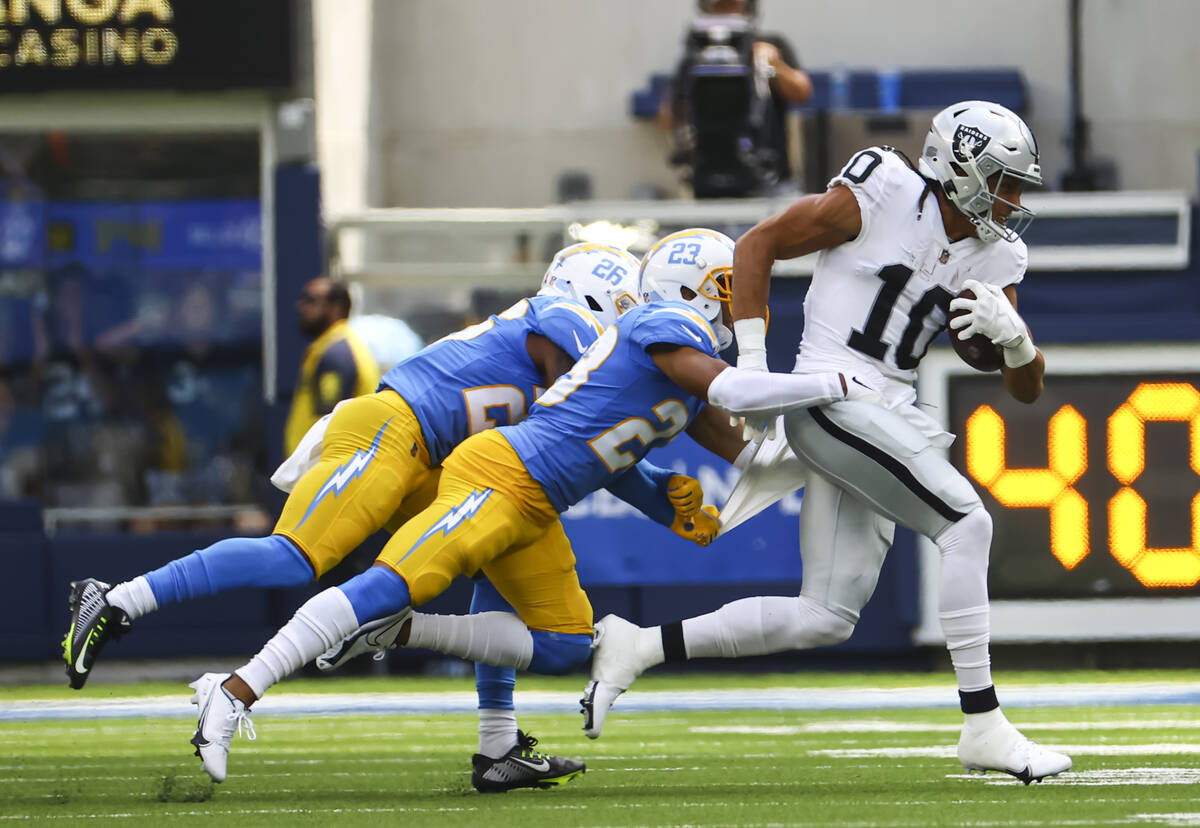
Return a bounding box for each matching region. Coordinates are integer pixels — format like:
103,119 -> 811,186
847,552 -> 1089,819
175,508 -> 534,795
666,474 -> 703,517
670,504 -> 721,547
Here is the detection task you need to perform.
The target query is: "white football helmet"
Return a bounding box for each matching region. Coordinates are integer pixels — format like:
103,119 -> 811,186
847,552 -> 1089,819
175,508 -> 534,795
538,243 -> 640,327
640,228 -> 735,349
918,101 -> 1042,243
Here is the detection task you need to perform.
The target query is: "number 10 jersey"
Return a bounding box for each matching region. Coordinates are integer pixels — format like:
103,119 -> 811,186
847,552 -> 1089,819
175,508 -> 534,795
797,146 -> 1029,387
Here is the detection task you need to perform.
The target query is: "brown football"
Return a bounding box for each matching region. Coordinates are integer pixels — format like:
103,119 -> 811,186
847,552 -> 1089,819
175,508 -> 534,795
948,288 -> 1004,372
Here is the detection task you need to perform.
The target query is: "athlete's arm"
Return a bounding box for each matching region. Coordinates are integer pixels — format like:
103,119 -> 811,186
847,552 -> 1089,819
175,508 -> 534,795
731,184 -> 862,323
999,285 -> 1044,404
685,404 -> 749,465
525,333 -> 576,387
605,461 -> 679,526
649,343 -> 847,417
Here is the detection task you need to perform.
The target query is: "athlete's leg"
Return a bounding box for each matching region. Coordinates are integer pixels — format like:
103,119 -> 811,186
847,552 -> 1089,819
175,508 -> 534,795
464,577 -> 586,792
782,401 -> 992,693
781,400 -> 1070,781
108,536 -> 314,621
674,476 -> 893,658
469,578 -> 520,758
66,393 -> 431,690
583,476 -> 891,737
272,390 -> 436,578
229,461 -> 548,706
400,519 -> 593,671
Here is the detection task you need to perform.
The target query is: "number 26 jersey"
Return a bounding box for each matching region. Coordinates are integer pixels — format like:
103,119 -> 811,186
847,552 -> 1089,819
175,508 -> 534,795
797,146 -> 1029,386
379,295 -> 602,465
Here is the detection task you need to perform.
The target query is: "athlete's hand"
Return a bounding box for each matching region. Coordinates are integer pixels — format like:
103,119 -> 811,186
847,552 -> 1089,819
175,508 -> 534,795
666,475 -> 703,517
949,279 -> 1026,347
670,505 -> 721,546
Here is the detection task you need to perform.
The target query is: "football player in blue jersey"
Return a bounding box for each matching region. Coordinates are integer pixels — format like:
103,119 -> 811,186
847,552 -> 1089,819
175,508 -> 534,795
189,228 -> 880,784
62,243 -> 711,791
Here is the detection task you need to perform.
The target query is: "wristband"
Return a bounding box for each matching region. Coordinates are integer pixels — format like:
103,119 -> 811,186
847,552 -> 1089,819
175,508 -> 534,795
732,317 -> 766,354
1002,334 -> 1038,368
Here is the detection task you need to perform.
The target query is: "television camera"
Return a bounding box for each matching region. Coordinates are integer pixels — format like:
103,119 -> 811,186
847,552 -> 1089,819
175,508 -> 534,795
669,8 -> 783,198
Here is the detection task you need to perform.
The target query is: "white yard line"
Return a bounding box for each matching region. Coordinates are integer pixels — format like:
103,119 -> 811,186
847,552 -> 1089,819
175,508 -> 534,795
813,744 -> 1200,758
2,682 -> 1198,722
693,719 -> 1200,735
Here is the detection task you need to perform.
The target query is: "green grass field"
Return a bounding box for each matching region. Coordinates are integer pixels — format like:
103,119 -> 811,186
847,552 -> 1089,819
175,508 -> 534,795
2,671 -> 1199,827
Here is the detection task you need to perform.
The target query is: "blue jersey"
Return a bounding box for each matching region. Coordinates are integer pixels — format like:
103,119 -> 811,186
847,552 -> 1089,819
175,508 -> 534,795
380,295 -> 603,465
502,301 -> 720,512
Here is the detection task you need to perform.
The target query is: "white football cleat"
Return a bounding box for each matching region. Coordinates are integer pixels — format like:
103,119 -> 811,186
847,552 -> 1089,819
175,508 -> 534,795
189,672 -> 256,783
580,679 -> 625,740
315,608 -> 412,672
957,709 -> 1071,784
580,614 -> 649,739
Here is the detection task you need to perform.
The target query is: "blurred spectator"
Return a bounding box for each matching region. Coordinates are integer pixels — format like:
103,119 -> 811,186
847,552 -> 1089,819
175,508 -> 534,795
0,377 -> 41,499
283,277 -> 379,454
660,0 -> 812,197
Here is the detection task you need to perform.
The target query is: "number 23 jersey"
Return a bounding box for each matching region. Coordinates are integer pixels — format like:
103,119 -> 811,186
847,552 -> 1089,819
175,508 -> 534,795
501,301 -> 717,513
798,146 -> 1029,386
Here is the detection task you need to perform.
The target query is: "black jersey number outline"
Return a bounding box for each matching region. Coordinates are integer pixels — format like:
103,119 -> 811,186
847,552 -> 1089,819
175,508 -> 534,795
841,150 -> 883,183
847,264 -> 954,370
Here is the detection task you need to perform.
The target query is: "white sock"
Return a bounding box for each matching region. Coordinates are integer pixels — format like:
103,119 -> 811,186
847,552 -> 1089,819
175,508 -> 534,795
680,595 -> 855,658
478,708 -> 518,759
940,604 -> 993,691
105,577 -> 158,620
934,508 -> 994,691
236,587 -> 360,699
631,626 -> 666,672
963,707 -> 1010,732
406,611 -> 533,670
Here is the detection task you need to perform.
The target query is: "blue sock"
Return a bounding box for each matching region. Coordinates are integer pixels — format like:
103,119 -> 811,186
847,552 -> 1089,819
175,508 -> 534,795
143,534 -> 314,609
529,630 -> 593,675
338,566 -> 412,626
471,579 -> 517,710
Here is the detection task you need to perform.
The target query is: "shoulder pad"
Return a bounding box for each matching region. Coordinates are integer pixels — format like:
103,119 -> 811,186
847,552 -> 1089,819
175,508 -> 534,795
627,302 -> 720,356
828,146 -> 923,232
533,296 -> 604,358
973,237 -> 1028,287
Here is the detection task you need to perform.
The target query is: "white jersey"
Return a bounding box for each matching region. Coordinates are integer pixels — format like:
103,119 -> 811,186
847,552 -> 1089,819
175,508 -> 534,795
796,147 -> 1027,383
792,146 -> 1027,446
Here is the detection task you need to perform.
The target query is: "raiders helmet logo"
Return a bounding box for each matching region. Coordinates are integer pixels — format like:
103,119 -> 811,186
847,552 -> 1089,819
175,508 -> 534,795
952,124 -> 991,163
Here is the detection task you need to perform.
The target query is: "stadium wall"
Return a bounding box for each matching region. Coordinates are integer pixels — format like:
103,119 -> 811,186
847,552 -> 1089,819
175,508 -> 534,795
315,0 -> 1200,210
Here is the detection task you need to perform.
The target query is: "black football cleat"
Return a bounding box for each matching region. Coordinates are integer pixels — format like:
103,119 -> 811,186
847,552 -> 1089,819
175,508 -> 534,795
62,579 -> 131,689
471,730 -> 585,793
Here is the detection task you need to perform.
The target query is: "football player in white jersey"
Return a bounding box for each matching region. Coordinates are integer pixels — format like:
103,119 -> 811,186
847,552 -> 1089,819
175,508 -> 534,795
583,101 -> 1073,785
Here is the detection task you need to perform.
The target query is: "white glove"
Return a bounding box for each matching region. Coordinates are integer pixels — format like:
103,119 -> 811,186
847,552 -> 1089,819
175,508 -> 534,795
731,318 -> 770,439
949,279 -> 1025,346
948,279 -> 1037,368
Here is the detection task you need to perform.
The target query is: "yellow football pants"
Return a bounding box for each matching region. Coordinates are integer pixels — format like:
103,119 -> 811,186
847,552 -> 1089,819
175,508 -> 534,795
275,390 -> 439,578
376,429 -> 593,635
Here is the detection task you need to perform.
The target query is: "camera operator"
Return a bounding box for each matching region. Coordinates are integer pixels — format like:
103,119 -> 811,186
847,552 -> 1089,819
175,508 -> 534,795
659,0 -> 812,198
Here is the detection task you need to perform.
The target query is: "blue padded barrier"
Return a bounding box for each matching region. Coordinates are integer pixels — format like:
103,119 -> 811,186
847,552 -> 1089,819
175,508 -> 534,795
632,67 -> 1027,116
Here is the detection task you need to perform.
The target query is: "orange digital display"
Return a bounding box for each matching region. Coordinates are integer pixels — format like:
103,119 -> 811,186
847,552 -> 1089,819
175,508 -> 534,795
950,376 -> 1200,598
